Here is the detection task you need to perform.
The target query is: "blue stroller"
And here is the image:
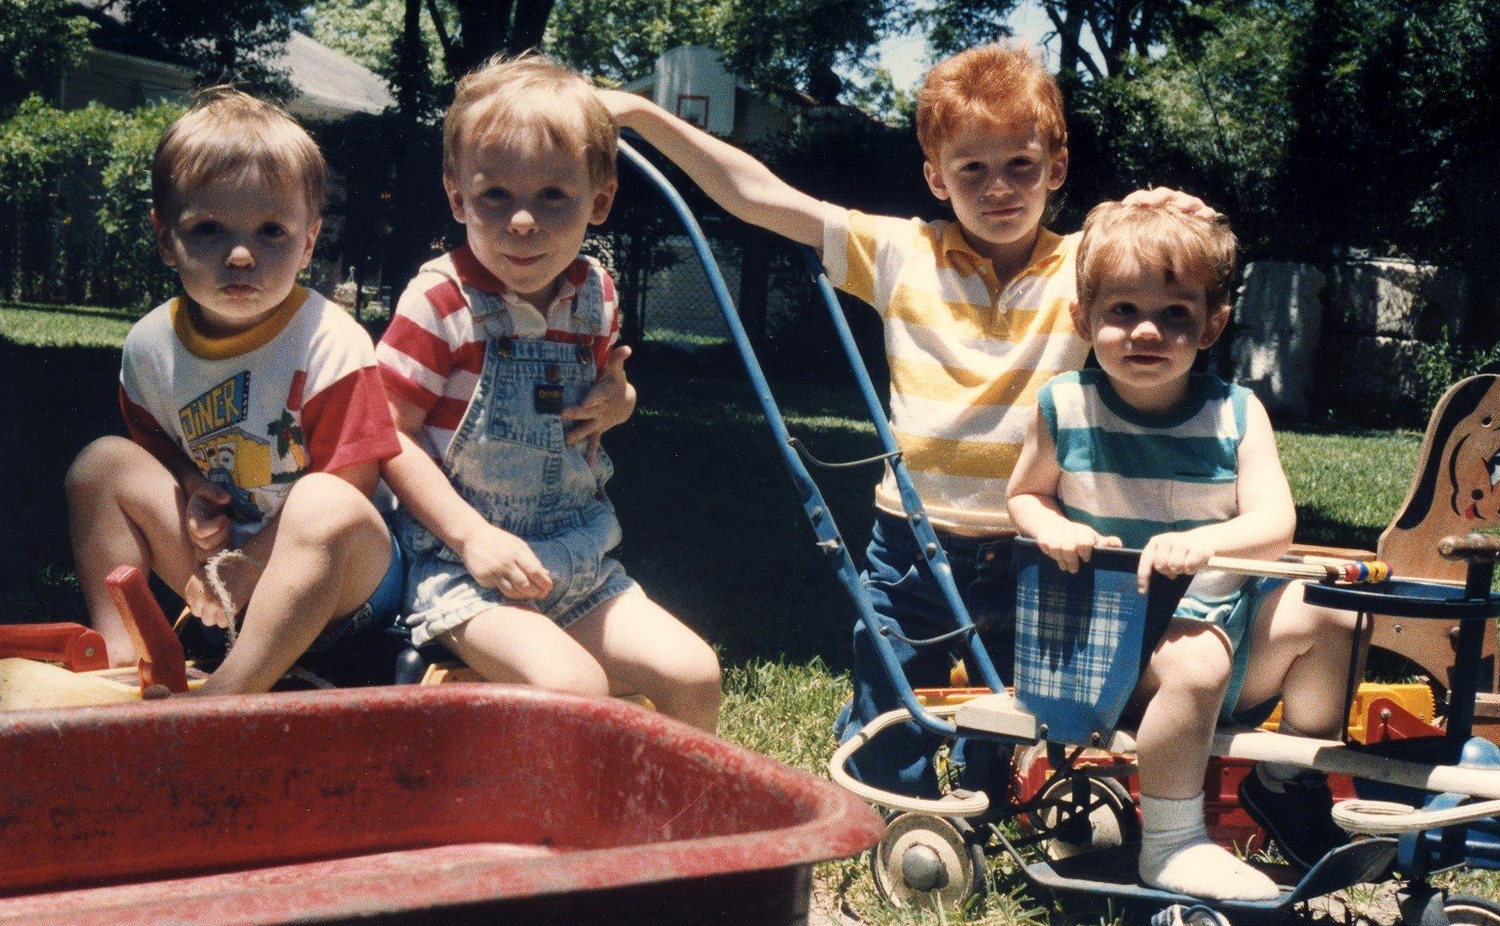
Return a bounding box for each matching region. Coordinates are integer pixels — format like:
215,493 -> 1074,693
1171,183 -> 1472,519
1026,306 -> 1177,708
616,137 -> 1500,925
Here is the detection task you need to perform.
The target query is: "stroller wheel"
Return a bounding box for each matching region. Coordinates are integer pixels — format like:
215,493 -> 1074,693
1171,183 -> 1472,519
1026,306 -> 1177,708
1441,894 -> 1500,926
1032,772 -> 1138,860
870,812 -> 985,909
1151,903 -> 1232,926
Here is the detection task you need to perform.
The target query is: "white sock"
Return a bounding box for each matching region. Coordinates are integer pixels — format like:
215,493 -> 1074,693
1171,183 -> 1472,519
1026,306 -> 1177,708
1138,794 -> 1279,901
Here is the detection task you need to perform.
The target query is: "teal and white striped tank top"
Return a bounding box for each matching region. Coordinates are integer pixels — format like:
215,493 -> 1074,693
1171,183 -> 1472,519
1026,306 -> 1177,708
1039,368 -> 1251,610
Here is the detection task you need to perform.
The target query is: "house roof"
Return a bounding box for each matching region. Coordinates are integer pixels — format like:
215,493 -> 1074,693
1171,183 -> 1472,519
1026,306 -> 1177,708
69,0 -> 393,119
278,31 -> 394,120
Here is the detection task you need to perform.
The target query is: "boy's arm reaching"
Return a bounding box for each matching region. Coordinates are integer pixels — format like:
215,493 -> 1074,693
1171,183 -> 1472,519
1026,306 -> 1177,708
382,396 -> 552,600
601,90 -> 842,251
1007,408 -> 1122,572
1135,396 -> 1296,590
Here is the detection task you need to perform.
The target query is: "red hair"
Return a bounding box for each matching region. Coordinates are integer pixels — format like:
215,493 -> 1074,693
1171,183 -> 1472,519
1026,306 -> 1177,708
916,44 -> 1067,161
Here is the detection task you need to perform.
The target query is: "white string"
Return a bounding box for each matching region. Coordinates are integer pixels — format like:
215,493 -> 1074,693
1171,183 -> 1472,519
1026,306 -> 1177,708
196,549 -> 336,690
202,548 -> 266,651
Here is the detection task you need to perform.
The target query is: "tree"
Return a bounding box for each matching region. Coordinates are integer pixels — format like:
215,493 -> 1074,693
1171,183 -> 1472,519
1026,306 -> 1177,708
716,0 -> 903,101
549,0 -> 904,100
113,0 -> 304,96
417,0 -> 562,75
0,0 -> 92,112
546,0 -> 715,82
1061,1 -> 1297,246
921,0 -> 1190,80
303,0 -> 452,90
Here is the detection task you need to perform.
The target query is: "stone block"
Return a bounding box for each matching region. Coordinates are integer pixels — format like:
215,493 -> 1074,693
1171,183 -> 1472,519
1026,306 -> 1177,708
1327,259 -> 1469,340
1232,261 -> 1326,417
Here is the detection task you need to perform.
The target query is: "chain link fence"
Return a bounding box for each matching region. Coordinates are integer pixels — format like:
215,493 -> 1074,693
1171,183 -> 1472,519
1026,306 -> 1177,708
589,153 -> 846,362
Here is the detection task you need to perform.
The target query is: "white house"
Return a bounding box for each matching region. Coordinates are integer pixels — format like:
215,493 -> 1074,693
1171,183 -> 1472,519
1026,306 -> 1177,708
619,45 -> 802,146
55,1 -> 394,122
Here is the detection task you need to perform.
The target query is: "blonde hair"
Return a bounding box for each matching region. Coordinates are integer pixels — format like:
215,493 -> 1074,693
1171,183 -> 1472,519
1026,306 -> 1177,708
152,88 -> 325,222
916,44 -> 1067,162
444,53 -> 617,189
1077,200 -> 1239,313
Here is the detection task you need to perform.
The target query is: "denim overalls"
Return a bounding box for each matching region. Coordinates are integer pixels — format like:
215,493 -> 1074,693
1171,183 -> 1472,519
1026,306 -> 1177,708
397,274 -> 635,648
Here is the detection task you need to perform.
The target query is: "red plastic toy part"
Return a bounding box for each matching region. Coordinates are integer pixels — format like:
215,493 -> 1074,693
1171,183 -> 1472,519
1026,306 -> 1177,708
104,565 -> 188,694
0,623 -> 108,671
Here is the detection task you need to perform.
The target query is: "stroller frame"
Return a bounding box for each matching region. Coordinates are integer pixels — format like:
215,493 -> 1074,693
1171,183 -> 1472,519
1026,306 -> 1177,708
615,137 -> 1500,924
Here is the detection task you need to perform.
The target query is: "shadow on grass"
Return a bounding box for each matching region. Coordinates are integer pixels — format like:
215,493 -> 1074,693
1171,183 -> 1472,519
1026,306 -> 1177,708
0,339 -> 126,619
0,341 -> 1405,674
606,366 -> 880,670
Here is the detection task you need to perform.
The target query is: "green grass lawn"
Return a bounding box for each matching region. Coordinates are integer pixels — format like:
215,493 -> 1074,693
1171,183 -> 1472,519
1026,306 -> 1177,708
0,299 -> 138,348
2,298 -> 1494,922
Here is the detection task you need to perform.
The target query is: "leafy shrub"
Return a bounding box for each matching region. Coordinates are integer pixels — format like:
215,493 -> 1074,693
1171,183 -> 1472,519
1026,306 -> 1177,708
0,97 -> 182,311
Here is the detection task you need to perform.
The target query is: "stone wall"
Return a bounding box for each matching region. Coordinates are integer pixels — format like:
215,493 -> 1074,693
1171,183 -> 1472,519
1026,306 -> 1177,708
1232,258 -> 1472,420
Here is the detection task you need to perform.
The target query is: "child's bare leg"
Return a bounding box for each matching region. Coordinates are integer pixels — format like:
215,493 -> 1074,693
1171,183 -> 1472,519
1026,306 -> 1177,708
441,606 -> 610,697
1134,621 -> 1277,900
1235,583 -> 1361,869
1236,582 -> 1363,738
201,473 -> 391,694
567,588 -> 721,732
65,436 -> 200,666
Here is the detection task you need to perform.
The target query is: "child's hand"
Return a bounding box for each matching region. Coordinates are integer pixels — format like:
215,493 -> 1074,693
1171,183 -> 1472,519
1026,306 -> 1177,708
1137,532 -> 1215,593
184,481 -> 232,558
1121,187 -> 1219,222
183,571 -> 232,629
1035,523 -> 1122,573
460,526 -> 553,600
562,346 -> 636,465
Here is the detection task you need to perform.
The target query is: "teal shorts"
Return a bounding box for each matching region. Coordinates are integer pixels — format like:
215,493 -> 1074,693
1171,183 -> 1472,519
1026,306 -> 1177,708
1176,576 -> 1289,726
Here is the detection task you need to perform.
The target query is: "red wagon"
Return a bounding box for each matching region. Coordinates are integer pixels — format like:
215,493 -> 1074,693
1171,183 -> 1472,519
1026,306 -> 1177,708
0,684 -> 883,925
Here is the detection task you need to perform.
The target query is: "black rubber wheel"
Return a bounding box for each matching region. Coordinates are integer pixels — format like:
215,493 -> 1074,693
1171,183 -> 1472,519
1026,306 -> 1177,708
1444,894 -> 1500,926
1032,771 -> 1139,860
1151,903 -> 1233,926
869,812 -> 986,910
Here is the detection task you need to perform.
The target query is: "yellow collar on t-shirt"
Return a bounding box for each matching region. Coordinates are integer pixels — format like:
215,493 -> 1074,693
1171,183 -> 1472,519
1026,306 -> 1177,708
171,286 -> 308,360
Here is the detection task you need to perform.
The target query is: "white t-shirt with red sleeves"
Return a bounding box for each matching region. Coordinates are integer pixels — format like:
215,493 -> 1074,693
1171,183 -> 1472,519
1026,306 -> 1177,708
119,286 -> 400,541
375,246 -> 620,464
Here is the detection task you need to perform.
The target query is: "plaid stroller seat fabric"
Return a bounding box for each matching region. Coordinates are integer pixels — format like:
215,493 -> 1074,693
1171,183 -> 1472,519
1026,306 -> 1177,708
1012,539 -> 1191,744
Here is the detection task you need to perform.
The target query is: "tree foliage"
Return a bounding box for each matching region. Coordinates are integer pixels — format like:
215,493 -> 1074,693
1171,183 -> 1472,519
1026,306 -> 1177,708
921,0 -> 1191,79
547,0 -> 900,99
0,0 -> 92,112
0,98 -> 181,306
547,0 -> 716,82
108,0 -> 303,96
304,0 -> 451,87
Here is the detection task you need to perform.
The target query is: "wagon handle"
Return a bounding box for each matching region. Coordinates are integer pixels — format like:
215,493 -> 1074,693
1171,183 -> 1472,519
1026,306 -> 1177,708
1438,532 -> 1500,563
0,623 -> 109,672
105,565 -> 189,694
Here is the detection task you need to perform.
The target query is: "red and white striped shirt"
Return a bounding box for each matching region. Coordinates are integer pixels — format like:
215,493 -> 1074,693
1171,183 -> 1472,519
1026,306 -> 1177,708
376,246 -> 620,462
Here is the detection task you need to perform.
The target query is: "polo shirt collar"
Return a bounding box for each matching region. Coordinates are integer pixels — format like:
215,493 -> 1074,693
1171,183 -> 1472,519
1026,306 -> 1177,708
450,246 -> 590,316
939,222 -> 1066,280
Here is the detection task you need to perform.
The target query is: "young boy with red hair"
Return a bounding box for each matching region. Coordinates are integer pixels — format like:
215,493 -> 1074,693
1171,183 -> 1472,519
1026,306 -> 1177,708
603,44 -> 1212,791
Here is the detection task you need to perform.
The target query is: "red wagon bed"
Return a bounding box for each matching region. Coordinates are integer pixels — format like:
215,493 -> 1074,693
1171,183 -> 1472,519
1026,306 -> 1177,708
0,684 -> 882,925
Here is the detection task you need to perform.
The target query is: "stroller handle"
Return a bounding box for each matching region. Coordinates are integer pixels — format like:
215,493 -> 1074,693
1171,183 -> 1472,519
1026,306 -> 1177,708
828,705 -> 991,817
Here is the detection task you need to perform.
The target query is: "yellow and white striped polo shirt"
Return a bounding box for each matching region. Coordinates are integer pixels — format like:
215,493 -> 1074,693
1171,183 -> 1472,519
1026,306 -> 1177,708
822,210 -> 1087,536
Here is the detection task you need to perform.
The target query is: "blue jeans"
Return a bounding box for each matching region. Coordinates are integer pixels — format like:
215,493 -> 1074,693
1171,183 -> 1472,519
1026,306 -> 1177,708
835,513 -> 1016,799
